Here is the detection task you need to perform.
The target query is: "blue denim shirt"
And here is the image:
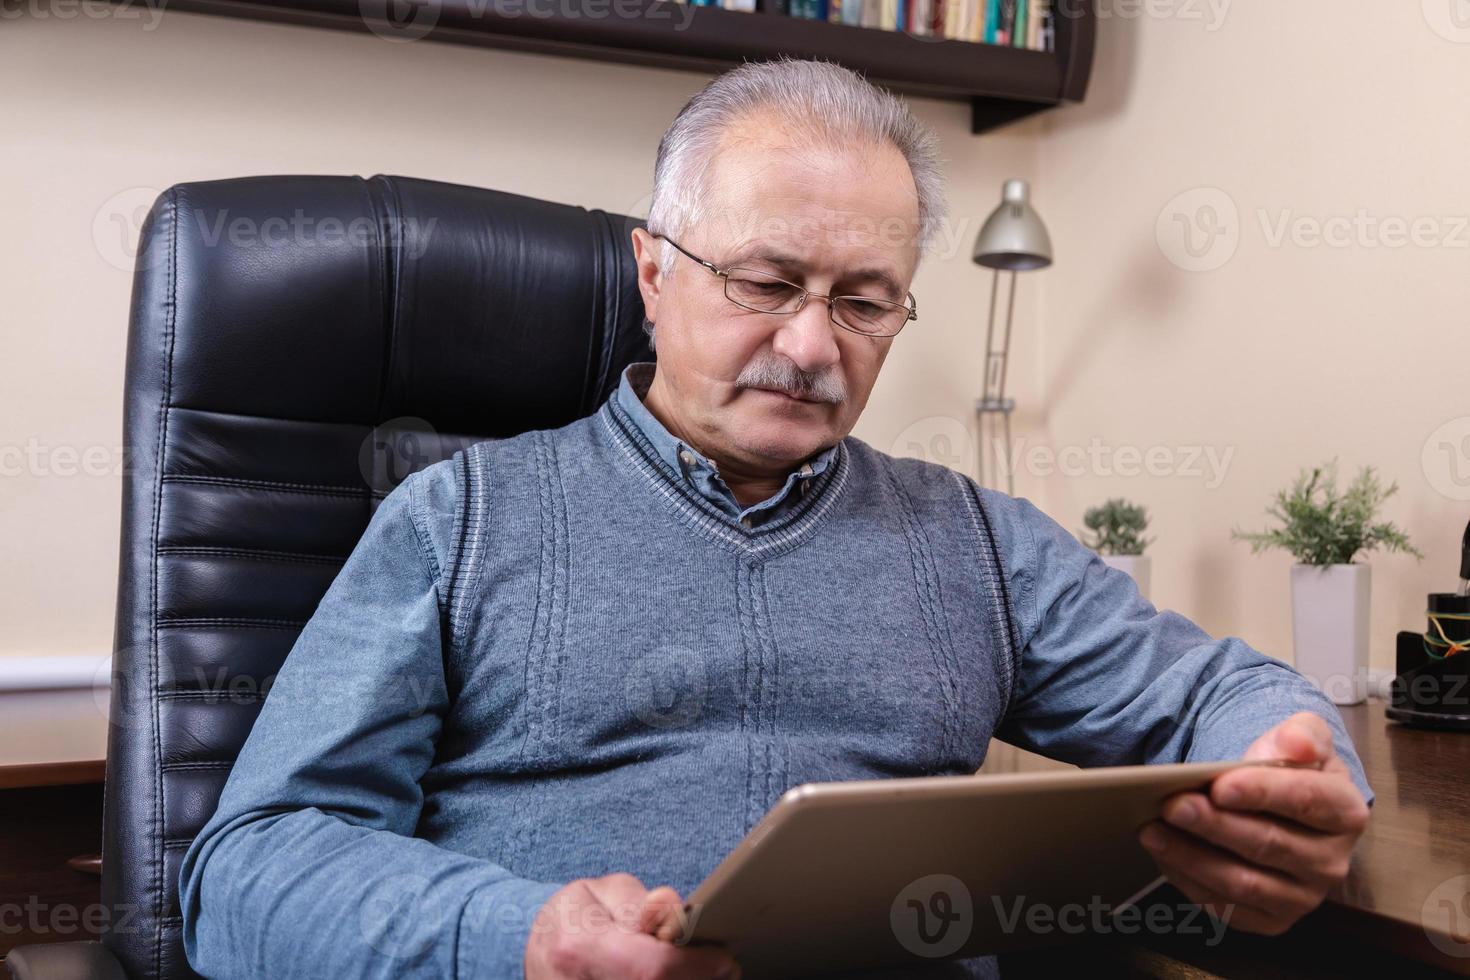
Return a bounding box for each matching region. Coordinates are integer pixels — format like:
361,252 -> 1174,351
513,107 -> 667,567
615,361 -> 838,527
180,383 -> 1372,980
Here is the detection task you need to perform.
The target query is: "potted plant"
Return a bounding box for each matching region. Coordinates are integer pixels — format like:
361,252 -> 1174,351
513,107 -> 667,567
1233,461 -> 1421,705
1082,498 -> 1153,601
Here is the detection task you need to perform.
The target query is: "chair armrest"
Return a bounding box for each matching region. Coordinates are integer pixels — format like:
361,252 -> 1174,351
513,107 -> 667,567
4,942 -> 126,980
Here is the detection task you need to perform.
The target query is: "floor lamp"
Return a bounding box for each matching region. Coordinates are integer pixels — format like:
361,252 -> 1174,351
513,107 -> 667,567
973,179 -> 1052,496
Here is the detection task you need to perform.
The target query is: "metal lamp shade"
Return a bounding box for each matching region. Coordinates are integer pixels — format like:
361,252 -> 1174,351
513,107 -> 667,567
973,179 -> 1053,271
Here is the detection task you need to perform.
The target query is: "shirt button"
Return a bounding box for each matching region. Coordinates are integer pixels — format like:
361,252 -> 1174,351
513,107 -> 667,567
741,517 -> 753,529
678,450 -> 694,467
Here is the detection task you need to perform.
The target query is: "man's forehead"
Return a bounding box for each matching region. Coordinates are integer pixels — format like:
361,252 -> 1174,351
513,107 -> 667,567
695,130 -> 920,274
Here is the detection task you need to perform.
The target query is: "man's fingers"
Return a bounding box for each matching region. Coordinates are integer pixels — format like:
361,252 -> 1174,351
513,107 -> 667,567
583,873 -> 654,932
1157,861 -> 1292,937
1159,791 -> 1349,887
1210,765 -> 1369,835
638,886 -> 688,942
1242,711 -> 1334,765
1140,821 -> 1323,921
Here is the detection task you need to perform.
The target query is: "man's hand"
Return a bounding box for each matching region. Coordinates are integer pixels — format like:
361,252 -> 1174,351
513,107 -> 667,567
1139,711 -> 1370,936
525,873 -> 739,979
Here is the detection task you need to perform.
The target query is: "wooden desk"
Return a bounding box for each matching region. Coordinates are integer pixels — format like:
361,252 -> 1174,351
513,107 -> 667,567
1000,699 -> 1470,978
0,689 -> 109,958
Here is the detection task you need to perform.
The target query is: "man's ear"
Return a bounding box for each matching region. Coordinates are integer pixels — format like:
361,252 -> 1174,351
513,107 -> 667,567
630,227 -> 665,324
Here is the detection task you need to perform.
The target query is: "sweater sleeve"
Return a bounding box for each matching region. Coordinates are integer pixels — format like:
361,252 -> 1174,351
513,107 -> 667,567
178,459 -> 561,980
977,487 -> 1372,806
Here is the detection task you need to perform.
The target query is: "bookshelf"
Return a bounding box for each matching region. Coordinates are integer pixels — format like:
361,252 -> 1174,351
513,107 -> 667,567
156,0 -> 1095,133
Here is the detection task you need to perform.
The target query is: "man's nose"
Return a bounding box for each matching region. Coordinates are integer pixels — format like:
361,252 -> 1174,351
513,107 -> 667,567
770,295 -> 841,374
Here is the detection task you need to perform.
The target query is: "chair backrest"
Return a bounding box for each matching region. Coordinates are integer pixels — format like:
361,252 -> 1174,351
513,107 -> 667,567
103,175 -> 654,979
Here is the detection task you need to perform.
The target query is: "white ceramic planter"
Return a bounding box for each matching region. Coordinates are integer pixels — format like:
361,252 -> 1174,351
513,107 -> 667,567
1290,563 -> 1370,705
1100,554 -> 1151,602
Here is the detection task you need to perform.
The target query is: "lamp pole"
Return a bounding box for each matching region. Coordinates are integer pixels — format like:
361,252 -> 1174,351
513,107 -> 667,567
972,179 -> 1051,497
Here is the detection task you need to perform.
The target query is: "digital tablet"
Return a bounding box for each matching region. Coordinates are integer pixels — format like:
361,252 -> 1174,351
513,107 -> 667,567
678,759 -> 1286,976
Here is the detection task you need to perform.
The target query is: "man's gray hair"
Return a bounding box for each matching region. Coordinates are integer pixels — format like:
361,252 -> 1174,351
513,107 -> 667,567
642,57 -> 947,346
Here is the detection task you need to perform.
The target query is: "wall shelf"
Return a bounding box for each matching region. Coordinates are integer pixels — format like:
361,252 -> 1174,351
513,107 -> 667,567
151,0 -> 1095,133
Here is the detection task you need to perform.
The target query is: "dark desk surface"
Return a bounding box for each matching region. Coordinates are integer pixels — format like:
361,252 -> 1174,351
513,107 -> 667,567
1333,700 -> 1470,971
994,699 -> 1470,976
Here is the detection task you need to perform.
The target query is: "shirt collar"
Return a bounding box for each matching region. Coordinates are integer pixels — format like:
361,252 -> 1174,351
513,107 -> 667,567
614,361 -> 838,523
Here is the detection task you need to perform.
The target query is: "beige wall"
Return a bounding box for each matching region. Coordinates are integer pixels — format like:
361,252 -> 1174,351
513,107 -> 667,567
0,9 -> 1040,659
1031,0 -> 1470,670
6,3 -> 1465,673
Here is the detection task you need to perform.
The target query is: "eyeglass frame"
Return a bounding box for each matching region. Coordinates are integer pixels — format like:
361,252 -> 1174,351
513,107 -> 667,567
650,233 -> 918,338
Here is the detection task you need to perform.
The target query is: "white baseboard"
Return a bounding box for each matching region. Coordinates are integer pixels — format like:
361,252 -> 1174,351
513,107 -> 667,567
0,653 -> 112,692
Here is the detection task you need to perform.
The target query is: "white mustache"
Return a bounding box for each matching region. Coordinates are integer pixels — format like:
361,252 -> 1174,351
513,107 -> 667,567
735,358 -> 847,405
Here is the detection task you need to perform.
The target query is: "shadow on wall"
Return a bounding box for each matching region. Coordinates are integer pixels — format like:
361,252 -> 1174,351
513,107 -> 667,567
1042,236 -> 1183,409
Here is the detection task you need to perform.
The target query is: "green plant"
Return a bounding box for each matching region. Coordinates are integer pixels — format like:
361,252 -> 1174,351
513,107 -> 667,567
1081,498 -> 1152,556
1232,460 -> 1423,565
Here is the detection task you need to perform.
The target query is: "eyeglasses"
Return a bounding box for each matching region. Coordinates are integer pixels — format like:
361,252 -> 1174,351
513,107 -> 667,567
653,234 -> 918,338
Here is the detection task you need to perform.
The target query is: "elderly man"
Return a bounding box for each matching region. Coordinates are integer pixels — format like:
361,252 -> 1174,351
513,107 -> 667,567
180,59 -> 1370,980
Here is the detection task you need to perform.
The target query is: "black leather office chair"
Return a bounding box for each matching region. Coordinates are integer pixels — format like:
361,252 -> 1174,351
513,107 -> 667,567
4,175 -> 654,980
